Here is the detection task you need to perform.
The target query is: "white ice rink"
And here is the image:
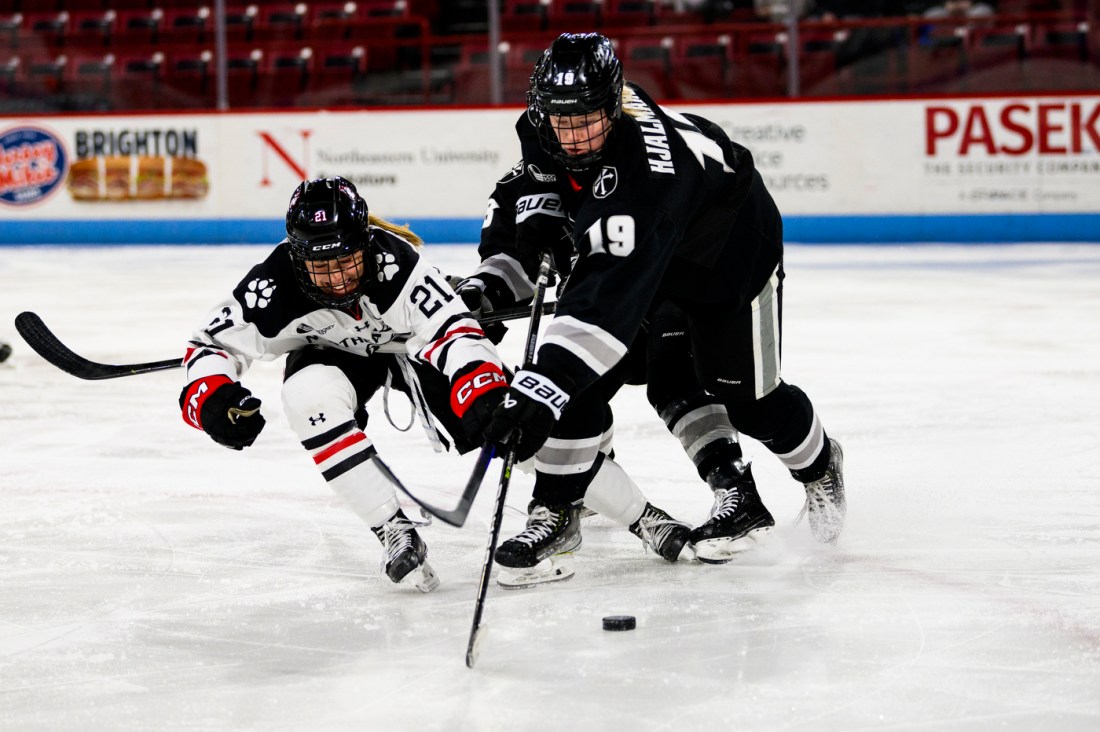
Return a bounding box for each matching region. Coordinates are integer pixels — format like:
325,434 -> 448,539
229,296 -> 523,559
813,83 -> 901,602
1,243 -> 1098,731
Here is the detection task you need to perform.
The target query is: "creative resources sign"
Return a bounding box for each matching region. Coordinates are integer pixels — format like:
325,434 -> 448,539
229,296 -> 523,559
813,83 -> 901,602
2,94 -> 1097,244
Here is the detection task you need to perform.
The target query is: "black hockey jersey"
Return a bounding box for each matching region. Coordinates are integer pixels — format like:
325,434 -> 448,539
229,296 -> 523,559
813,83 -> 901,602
471,83 -> 783,397
183,225 -> 502,390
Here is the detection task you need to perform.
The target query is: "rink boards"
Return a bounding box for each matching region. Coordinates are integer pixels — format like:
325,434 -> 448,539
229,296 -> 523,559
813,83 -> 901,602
2,93 -> 1098,244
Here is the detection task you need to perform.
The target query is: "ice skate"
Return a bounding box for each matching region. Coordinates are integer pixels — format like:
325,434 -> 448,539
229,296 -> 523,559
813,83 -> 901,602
629,503 -> 691,562
495,502 -> 580,589
690,459 -> 775,563
372,510 -> 440,593
798,438 -> 846,544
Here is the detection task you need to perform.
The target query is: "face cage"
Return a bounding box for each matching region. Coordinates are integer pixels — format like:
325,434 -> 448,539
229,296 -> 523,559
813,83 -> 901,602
289,247 -> 368,310
533,104 -> 614,172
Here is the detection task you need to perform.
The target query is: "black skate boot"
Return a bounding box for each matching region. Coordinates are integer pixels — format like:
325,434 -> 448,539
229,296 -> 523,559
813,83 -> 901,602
799,438 -> 846,544
371,510 -> 439,593
689,459 -> 775,564
495,502 -> 581,588
629,503 -> 691,562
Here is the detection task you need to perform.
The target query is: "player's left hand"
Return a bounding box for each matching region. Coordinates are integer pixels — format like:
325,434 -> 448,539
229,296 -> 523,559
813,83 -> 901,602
483,368 -> 570,461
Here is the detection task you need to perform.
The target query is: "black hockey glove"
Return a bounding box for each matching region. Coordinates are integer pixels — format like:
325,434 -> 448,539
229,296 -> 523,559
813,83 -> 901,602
180,376 -> 266,450
450,362 -> 509,443
449,276 -> 508,344
483,368 -> 570,462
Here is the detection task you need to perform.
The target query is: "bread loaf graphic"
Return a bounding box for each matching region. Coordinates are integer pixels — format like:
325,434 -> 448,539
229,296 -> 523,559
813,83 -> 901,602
68,156 -> 208,200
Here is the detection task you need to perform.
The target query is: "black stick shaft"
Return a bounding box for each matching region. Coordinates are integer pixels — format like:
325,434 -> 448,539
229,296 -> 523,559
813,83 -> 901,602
15,303 -> 555,381
466,250 -> 553,668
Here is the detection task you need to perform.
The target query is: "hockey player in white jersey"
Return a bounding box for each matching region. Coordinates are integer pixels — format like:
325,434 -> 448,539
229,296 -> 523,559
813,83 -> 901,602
179,177 -> 511,593
477,33 -> 847,573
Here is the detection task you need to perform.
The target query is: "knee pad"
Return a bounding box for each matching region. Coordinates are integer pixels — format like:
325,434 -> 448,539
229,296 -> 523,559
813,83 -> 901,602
282,364 -> 359,440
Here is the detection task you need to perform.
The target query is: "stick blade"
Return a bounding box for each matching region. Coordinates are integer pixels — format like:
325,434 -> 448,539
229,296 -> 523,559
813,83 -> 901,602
466,625 -> 487,668
372,445 -> 494,528
15,311 -> 101,379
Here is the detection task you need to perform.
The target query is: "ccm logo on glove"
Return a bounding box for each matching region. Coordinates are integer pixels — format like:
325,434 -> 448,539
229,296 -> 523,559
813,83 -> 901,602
451,362 -> 507,417
181,375 -> 232,429
180,376 -> 266,450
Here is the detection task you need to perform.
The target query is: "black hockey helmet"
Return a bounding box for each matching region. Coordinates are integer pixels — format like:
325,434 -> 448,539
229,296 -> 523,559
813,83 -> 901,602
285,176 -> 370,308
528,32 -> 624,171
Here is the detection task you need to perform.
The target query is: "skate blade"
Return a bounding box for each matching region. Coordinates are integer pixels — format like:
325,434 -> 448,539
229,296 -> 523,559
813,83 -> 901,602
496,554 -> 575,589
403,561 -> 440,593
692,526 -> 773,564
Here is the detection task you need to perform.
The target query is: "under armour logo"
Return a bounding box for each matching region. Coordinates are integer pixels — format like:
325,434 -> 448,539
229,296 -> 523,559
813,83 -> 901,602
503,395 -> 517,409
308,413 -> 326,425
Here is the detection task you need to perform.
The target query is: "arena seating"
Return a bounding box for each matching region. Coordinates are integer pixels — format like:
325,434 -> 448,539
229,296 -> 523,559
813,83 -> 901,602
0,0 -> 1094,111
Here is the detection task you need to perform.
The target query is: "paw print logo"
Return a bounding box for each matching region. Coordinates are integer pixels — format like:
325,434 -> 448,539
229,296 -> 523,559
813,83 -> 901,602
376,252 -> 400,281
244,278 -> 277,309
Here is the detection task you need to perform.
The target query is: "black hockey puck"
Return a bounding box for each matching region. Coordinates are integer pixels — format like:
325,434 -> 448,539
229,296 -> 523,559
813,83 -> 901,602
602,615 -> 636,631
0,342 -> 10,364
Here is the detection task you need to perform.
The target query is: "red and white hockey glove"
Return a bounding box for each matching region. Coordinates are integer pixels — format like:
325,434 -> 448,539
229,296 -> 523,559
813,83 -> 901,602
483,367 -> 570,461
180,376 -> 266,450
451,362 -> 508,443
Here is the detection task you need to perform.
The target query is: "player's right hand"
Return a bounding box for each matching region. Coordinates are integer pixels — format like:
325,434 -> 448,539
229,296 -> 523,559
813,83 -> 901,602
180,376 -> 266,450
454,280 -> 507,344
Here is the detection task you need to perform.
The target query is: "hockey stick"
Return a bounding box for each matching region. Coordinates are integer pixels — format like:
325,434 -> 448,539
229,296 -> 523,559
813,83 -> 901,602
14,303 -> 555,381
467,250 -> 554,669
396,443 -> 496,528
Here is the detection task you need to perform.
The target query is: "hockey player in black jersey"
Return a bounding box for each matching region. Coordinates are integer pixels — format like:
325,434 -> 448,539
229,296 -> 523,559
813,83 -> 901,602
179,177 -> 511,593
477,33 -> 847,569
466,166 -> 765,570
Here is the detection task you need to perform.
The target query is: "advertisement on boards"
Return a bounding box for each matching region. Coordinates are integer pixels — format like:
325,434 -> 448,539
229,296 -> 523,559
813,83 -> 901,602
2,95 -> 1097,244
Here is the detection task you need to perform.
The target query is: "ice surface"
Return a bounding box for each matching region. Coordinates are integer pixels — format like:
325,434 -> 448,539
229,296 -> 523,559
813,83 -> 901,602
1,244 -> 1098,731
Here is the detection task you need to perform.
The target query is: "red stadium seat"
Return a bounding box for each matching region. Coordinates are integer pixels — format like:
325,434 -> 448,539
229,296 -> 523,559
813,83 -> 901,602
602,0 -> 657,29
163,7 -> 212,45
674,33 -> 734,98
622,35 -> 676,98
116,8 -> 164,46
165,47 -> 215,108
503,41 -> 545,101
258,3 -> 308,42
225,46 -> 264,105
25,11 -> 70,48
502,0 -> 549,33
304,43 -> 366,104
0,11 -> 22,50
547,0 -> 601,33
223,5 -> 260,43
310,1 -> 360,41
68,50 -> 114,104
257,45 -> 314,105
448,42 -> 492,105
67,10 -> 115,48
733,29 -> 788,98
117,50 -> 166,108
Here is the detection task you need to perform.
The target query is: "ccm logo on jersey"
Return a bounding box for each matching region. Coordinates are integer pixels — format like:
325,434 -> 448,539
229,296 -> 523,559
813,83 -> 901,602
451,363 -> 507,417
516,193 -> 566,223
513,370 -> 569,420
